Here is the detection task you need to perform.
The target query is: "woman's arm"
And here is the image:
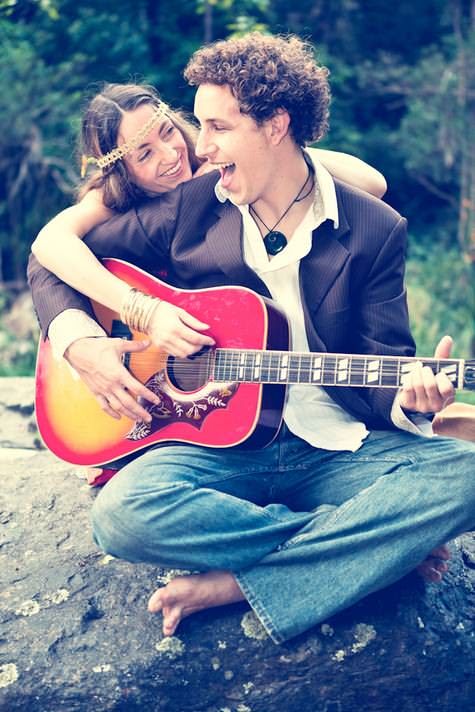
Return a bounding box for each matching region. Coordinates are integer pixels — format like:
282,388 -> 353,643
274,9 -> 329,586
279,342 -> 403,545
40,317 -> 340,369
31,187 -> 214,358
31,190 -> 132,311
314,148 -> 387,198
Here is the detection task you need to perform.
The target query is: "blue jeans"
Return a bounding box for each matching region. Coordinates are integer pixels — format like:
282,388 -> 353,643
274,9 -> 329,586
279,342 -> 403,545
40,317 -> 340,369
91,426 -> 475,643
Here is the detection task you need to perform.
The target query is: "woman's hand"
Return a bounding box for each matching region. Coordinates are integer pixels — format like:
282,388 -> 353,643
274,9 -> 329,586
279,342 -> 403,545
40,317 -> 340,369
64,336 -> 160,422
148,301 -> 215,357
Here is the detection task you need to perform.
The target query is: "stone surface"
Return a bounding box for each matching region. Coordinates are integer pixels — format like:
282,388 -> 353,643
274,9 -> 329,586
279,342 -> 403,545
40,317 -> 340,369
0,377 -> 42,450
2,291 -> 37,340
1,377 -> 475,711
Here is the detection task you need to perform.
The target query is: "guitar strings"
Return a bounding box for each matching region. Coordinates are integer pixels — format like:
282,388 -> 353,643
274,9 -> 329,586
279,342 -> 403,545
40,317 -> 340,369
121,354 -> 449,368
121,349 -> 450,362
120,351 -> 450,386
120,353 -> 448,368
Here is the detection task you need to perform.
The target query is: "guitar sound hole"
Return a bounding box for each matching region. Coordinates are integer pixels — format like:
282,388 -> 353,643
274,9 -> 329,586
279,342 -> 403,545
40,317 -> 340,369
166,347 -> 212,392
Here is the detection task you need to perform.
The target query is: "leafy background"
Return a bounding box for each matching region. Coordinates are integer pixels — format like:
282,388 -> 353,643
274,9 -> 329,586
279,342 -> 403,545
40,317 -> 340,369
0,0 -> 474,400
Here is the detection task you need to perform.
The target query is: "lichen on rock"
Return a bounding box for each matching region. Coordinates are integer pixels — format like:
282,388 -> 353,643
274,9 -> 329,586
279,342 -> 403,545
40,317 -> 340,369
43,588 -> 69,605
155,636 -> 185,659
15,600 -> 40,617
351,623 -> 377,653
0,664 -> 19,689
240,611 -> 268,640
92,664 -> 112,673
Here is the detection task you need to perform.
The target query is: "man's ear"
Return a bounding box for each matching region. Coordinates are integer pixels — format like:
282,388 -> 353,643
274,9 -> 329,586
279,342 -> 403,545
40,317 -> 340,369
268,109 -> 291,145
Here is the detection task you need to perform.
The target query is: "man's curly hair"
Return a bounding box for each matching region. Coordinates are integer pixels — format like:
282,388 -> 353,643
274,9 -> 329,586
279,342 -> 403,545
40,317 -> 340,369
184,32 -> 330,147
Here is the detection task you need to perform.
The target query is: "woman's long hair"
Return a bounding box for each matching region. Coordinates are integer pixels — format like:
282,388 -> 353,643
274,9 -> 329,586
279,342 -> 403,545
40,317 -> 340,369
79,83 -> 202,212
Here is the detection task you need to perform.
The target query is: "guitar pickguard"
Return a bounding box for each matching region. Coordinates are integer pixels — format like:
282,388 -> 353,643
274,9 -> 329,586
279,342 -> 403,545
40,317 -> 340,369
126,369 -> 239,441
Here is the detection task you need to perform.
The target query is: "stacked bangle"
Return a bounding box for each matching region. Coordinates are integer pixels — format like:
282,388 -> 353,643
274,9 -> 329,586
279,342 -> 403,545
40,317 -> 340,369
120,287 -> 162,333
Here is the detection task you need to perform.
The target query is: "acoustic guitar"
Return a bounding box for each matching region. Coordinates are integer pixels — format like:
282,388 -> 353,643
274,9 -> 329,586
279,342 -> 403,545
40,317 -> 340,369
35,259 -> 475,466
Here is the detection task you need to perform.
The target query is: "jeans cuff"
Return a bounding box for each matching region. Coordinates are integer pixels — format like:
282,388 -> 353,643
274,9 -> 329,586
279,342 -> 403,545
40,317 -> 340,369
234,571 -> 284,644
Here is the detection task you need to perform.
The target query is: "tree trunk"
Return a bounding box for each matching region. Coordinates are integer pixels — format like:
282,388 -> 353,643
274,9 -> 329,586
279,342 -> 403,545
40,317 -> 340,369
204,0 -> 213,44
452,0 -> 475,354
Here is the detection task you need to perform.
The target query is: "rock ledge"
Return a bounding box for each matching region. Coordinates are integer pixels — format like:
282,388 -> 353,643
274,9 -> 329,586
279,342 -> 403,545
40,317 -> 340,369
1,378 -> 475,711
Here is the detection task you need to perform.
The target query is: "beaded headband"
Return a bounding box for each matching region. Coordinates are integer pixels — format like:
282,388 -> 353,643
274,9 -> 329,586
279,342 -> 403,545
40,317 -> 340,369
80,101 -> 169,178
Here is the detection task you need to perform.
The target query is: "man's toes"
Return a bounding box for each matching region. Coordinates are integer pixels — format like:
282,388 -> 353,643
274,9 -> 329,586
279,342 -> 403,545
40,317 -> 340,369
162,607 -> 181,637
148,588 -> 165,614
427,566 -> 444,583
417,560 -> 443,583
431,545 -> 451,560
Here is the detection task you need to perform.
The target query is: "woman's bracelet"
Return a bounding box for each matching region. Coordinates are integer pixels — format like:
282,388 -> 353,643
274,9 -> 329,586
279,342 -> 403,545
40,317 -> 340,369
120,287 -> 162,334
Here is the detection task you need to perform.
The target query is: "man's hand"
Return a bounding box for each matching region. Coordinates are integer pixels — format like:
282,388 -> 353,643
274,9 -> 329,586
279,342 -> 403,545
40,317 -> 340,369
64,336 -> 160,422
399,335 -> 455,414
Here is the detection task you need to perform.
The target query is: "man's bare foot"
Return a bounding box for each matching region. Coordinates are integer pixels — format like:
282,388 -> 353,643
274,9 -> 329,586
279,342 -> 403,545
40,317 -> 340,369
148,570 -> 245,637
416,544 -> 451,583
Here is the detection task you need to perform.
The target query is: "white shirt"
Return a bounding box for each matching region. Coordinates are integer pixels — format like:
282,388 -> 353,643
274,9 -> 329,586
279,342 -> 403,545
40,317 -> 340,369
216,147 -> 431,443
217,148 -> 368,451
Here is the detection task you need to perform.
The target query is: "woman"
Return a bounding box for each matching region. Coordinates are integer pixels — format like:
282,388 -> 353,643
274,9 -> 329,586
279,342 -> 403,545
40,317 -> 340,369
32,82 -> 387,324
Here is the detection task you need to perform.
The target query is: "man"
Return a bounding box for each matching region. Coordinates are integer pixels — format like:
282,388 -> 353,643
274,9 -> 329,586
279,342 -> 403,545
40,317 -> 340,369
28,33 -> 474,644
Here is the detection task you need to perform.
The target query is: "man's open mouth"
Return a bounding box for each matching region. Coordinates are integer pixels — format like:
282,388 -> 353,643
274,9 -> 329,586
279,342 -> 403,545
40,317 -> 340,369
214,162 -> 235,187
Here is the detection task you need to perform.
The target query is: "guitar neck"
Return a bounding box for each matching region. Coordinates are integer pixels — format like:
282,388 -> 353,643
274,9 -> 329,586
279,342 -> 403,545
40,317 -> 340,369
213,350 -> 475,390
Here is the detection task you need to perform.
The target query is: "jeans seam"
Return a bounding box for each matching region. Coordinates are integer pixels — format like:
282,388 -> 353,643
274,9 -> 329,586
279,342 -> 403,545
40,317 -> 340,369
235,571 -> 283,644
328,456 -> 411,464
194,467 -> 272,487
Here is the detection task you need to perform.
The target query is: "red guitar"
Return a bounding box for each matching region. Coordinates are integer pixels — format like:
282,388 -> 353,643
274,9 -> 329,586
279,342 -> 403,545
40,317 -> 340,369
35,259 -> 475,466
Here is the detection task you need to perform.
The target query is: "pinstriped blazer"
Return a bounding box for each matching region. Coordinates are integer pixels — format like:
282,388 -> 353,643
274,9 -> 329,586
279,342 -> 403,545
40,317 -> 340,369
28,170 -> 415,429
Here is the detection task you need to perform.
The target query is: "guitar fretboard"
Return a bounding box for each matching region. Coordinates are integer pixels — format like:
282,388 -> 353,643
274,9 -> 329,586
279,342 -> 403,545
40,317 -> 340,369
213,350 -> 464,389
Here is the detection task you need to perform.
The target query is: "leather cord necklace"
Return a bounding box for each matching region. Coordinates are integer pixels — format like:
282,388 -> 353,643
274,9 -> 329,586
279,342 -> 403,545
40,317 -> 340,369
249,163 -> 315,256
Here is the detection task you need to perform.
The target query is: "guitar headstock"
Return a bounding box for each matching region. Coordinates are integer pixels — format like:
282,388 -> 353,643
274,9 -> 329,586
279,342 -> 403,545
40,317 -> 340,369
463,360 -> 475,390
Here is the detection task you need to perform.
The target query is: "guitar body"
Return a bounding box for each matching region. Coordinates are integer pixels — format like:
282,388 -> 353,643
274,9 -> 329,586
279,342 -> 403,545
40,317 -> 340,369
35,259 -> 289,466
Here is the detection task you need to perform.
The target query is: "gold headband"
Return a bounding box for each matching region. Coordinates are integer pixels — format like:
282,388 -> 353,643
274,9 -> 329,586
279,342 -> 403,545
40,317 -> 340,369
81,101 -> 169,178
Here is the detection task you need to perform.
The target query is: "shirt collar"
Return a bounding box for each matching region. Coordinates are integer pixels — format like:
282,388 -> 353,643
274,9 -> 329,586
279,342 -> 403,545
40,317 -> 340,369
214,179 -> 230,204
213,145 -> 339,230
304,146 -> 339,229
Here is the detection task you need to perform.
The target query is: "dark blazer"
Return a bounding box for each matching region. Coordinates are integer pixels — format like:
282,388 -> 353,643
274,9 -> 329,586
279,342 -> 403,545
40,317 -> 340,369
28,170 -> 415,429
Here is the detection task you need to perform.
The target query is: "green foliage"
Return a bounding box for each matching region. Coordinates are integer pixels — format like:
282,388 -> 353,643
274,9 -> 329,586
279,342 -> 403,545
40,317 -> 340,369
0,0 -> 473,375
406,238 -> 474,359
0,0 -> 59,19
0,19 -> 80,280
0,328 -> 37,376
0,287 -> 37,376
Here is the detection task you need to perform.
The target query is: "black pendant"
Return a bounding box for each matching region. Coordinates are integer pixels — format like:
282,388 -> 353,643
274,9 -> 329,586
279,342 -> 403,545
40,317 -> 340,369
263,230 -> 287,256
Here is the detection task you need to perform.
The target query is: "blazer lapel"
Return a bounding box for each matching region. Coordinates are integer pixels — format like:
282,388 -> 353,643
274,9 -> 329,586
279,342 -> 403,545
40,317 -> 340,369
205,187 -> 351,307
301,213 -> 351,316
206,201 -> 271,296
299,201 -> 351,353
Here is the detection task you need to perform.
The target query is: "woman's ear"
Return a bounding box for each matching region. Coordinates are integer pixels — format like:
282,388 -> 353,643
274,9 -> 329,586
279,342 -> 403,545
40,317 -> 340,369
267,109 -> 291,145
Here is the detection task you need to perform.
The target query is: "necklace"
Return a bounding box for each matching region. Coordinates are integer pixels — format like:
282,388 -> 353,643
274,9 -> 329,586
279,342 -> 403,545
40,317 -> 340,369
249,163 -> 315,256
